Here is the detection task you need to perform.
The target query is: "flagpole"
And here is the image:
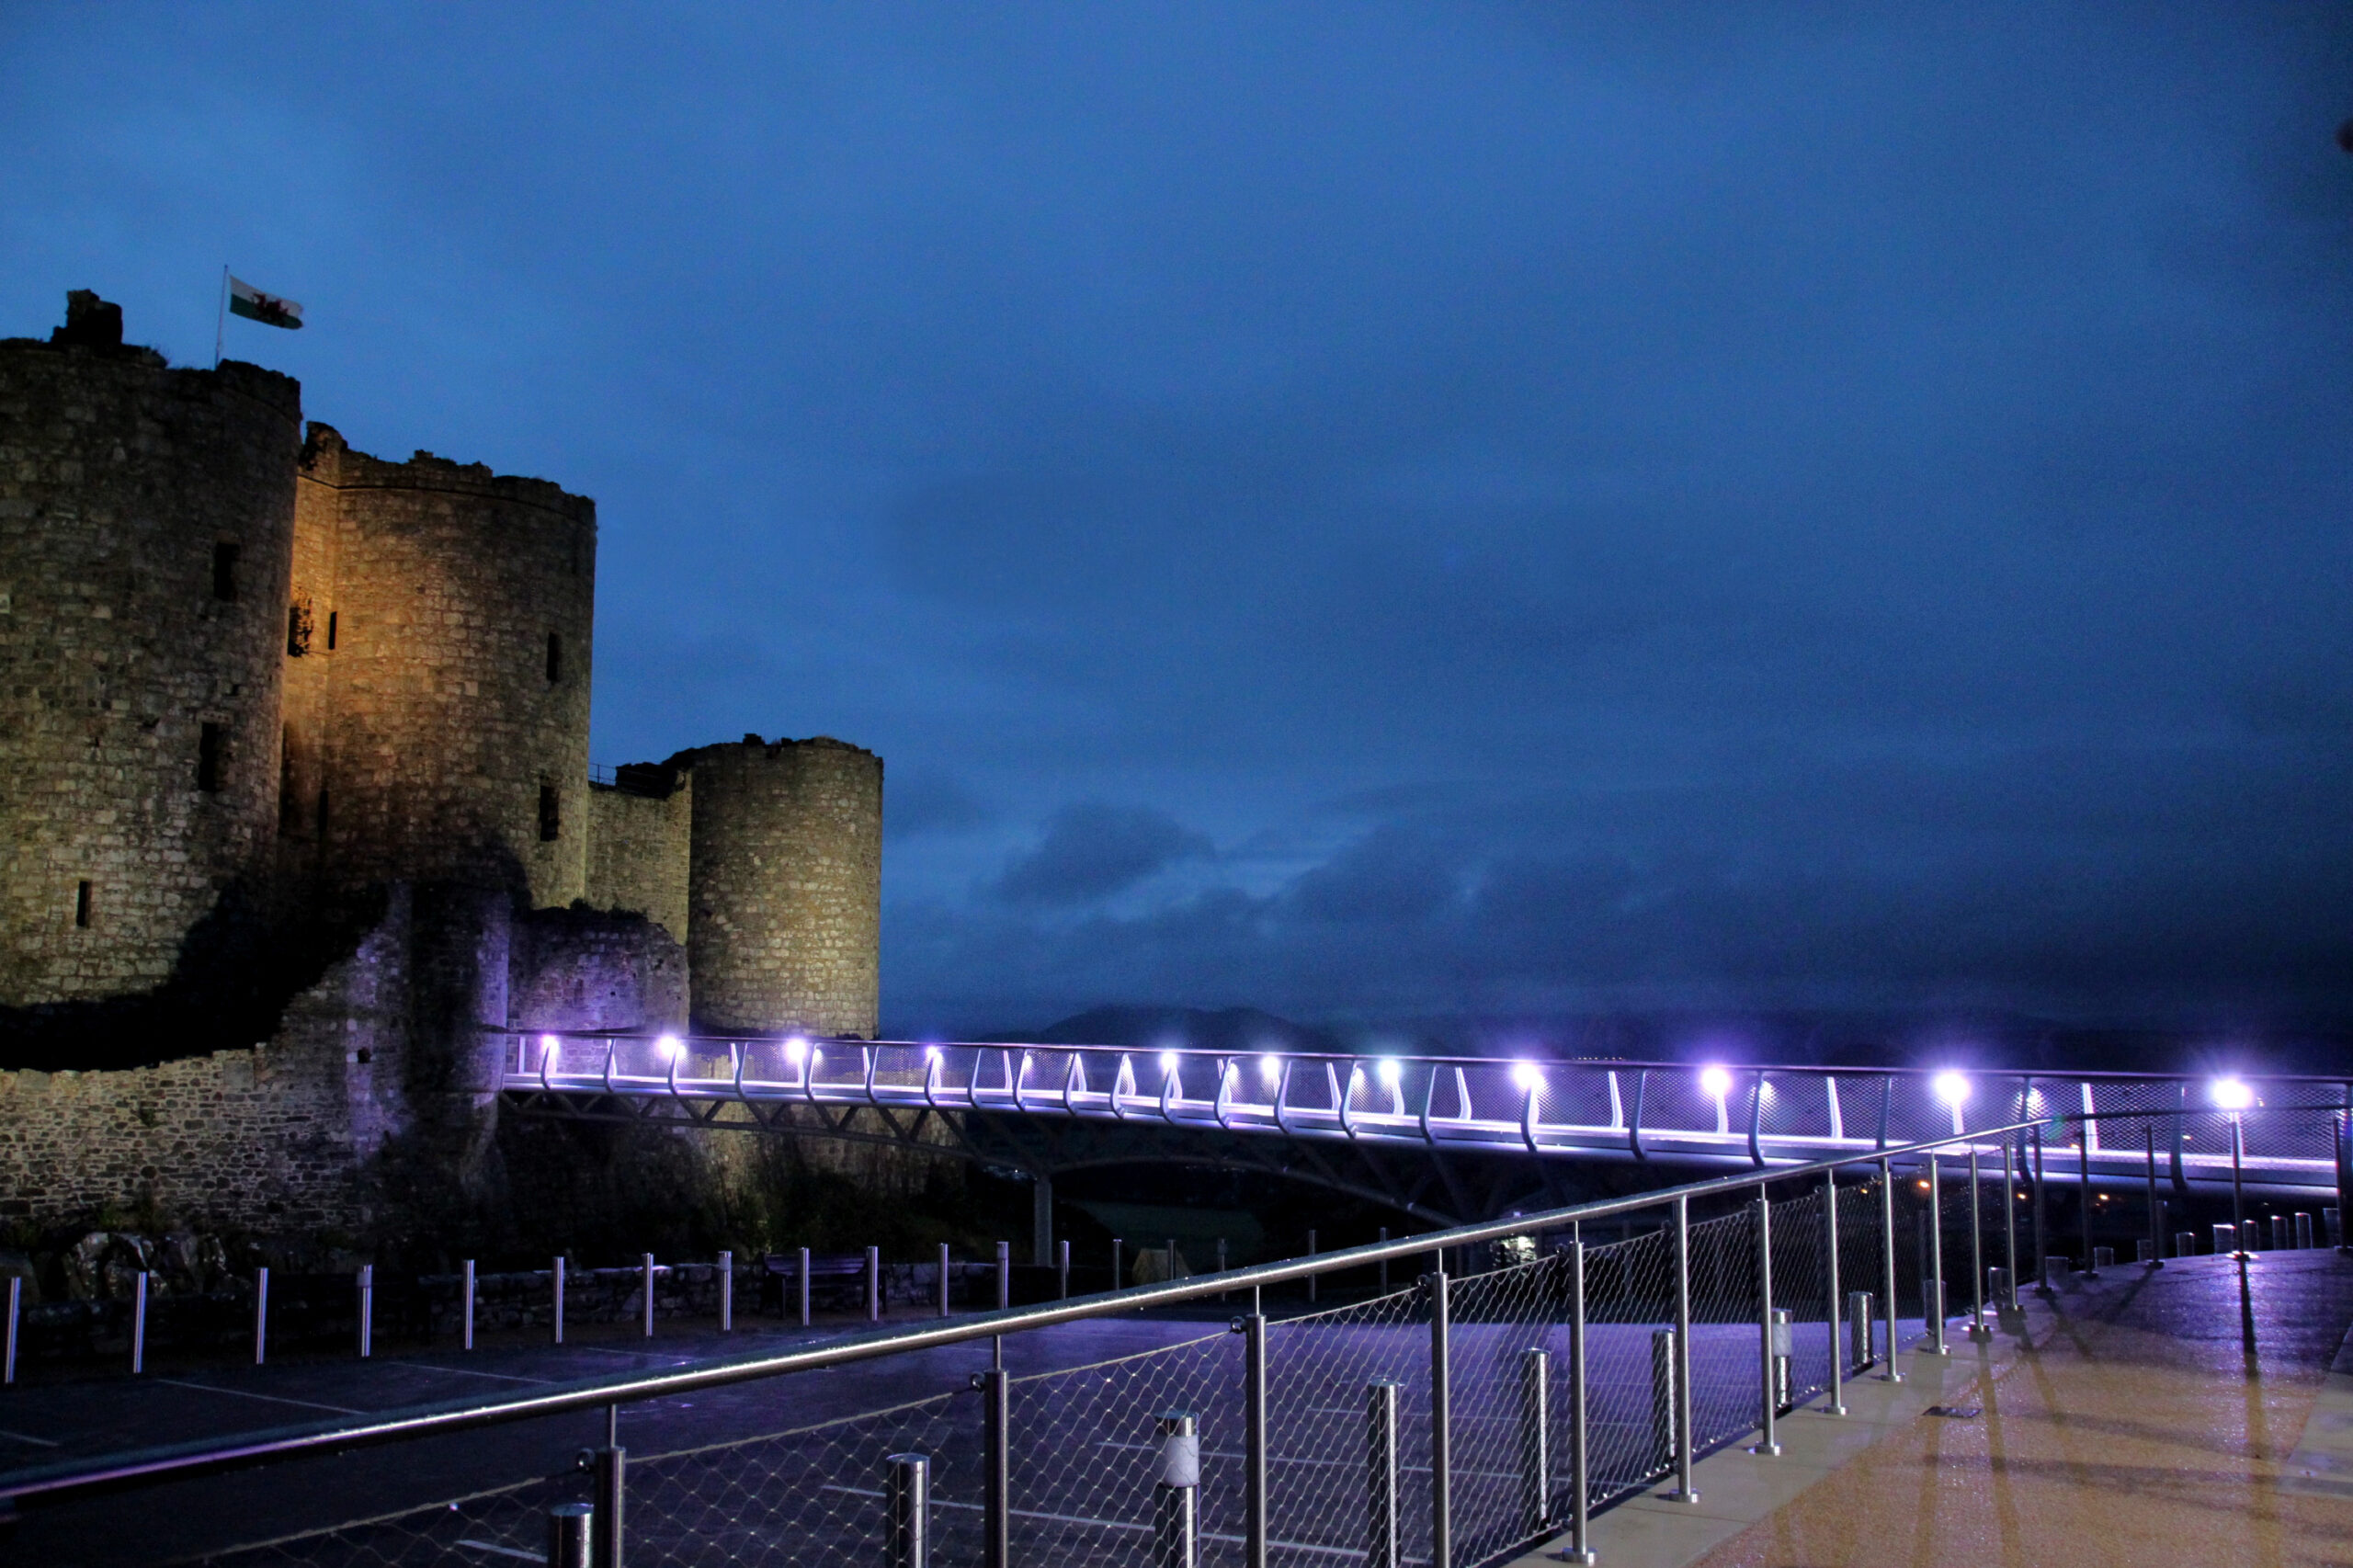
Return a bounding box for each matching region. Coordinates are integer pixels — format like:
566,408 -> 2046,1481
214,267 -> 229,369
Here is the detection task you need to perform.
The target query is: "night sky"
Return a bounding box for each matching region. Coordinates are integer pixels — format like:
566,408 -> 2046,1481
6,6 -> 2348,1043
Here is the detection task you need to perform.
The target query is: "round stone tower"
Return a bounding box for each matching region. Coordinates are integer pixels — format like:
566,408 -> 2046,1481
0,292 -> 301,1009
284,425 -> 595,910
671,734 -> 882,1038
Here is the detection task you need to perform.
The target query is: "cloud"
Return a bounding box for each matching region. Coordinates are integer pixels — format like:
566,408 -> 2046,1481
993,803 -> 1214,907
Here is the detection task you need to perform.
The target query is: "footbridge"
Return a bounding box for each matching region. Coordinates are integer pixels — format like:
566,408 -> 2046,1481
499,1033 -> 2352,1232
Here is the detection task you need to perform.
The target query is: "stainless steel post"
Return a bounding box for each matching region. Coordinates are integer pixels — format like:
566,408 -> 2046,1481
253,1267 -> 267,1366
1428,1270 -> 1449,1566
591,1440 -> 624,1568
868,1246 -> 882,1323
2078,1132 -> 2096,1278
1519,1346 -> 1551,1532
2232,1115 -> 2247,1258
1245,1311 -> 1269,1568
3,1275 -> 17,1385
1562,1238 -> 1593,1564
2299,1213 -> 2315,1250
997,1241 -> 1011,1309
641,1255 -> 655,1338
1308,1229 -> 1318,1302
554,1257 -> 566,1346
2337,1111 -> 2352,1253
938,1244 -> 951,1319
719,1252 -> 733,1333
1926,1157 -> 1946,1354
1649,1328 -> 1677,1479
131,1271 -> 148,1374
1750,1196 -> 1779,1455
982,1365 -> 1008,1568
2031,1127 -> 2047,1290
357,1265 -> 372,1359
799,1246 -> 812,1327
1847,1291 -> 1873,1371
1968,1148 -> 1987,1338
1878,1160 -> 1902,1382
2146,1125 -> 2164,1267
1059,1240 -> 1071,1301
1113,1238 -> 1124,1289
1367,1378 -> 1401,1568
547,1501 -> 592,1568
1673,1193 -> 1697,1498
1154,1411 -> 1199,1568
1823,1167 -> 1845,1414
463,1259 -> 476,1350
2002,1138 -> 2019,1311
887,1453 -> 929,1568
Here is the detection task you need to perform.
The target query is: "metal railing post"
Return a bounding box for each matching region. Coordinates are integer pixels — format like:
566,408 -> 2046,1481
554,1257 -> 566,1346
1245,1310 -> 1269,1568
1967,1148 -> 1987,1339
131,1272 -> 148,1374
996,1242 -> 1011,1310
1378,1226 -> 1390,1293
981,1365 -> 1008,1568
1059,1240 -> 1071,1301
1847,1290 -> 1873,1372
1750,1197 -> 1778,1455
1878,1159 -> 1902,1382
591,1435 -> 625,1568
1427,1269 -> 1450,1566
868,1246 -> 882,1324
3,1275 -> 17,1385
2231,1115 -> 2248,1258
938,1244 -> 952,1319
1823,1169 -> 1845,1414
2030,1126 -> 2047,1290
2337,1111 -> 2352,1253
1649,1327 -> 1677,1479
1307,1229 -> 1318,1302
1673,1193 -> 1697,1498
1519,1346 -> 1551,1532
547,1501 -> 592,1568
2145,1124 -> 2164,1268
2078,1132 -> 2096,1277
1925,1157 -> 1946,1354
887,1452 -> 929,1568
799,1246 -> 812,1327
720,1252 -> 733,1333
463,1259 -> 476,1351
253,1267 -> 267,1367
2002,1137 -> 2019,1311
1154,1411 -> 1199,1568
1563,1238 -> 1594,1563
642,1255 -> 656,1338
357,1266 -> 372,1359
1367,1378 -> 1401,1568
1112,1238 -> 1124,1290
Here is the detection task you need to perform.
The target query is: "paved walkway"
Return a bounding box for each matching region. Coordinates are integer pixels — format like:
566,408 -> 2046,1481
1531,1249 -> 2353,1568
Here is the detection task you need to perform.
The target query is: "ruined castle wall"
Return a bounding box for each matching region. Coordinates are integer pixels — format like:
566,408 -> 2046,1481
289,426 -> 595,912
672,736 -> 882,1038
585,774 -> 691,944
509,905 -> 688,1038
0,331 -> 300,1011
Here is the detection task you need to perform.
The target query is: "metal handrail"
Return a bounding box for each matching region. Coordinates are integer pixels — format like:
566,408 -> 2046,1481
0,1104 -> 2256,1508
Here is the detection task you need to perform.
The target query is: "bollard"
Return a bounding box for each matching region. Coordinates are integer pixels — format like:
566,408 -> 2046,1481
886,1453 -> 930,1568
1519,1347 -> 1551,1532
3,1275 -> 17,1385
868,1246 -> 881,1324
2041,1256 -> 2069,1289
720,1251 -> 733,1334
799,1246 -> 812,1328
2092,1246 -> 2115,1269
131,1271 -> 149,1375
1366,1379 -> 1401,1568
1154,1411 -> 1199,1568
642,1254 -> 656,1338
1847,1290 -> 1874,1371
2136,1240 -> 2154,1264
546,1501 -> 593,1568
2330,1207 -> 2344,1250
1649,1327 -> 1678,1479
2298,1213 -> 2315,1250
2215,1222 -> 2238,1256
357,1265 -> 373,1359
553,1257 -> 566,1346
462,1259 -> 476,1351
1058,1240 -> 1071,1301
996,1241 -> 1010,1310
939,1244 -> 952,1319
592,1442 -> 625,1568
1987,1267 -> 2010,1317
2176,1231 -> 2197,1258
253,1267 -> 268,1366
2271,1216 -> 2290,1253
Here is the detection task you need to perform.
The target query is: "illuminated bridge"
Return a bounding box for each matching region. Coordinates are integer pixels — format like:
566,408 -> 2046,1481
501,1034 -> 2353,1230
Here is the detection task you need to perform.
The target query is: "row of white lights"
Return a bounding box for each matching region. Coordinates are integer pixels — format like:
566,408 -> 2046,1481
532,1036 -> 2264,1115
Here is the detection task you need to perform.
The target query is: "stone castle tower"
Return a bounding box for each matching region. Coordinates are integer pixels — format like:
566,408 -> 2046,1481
0,291 -> 882,1062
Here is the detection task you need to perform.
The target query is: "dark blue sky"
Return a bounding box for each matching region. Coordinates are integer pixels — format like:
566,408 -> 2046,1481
6,6 -> 2348,1039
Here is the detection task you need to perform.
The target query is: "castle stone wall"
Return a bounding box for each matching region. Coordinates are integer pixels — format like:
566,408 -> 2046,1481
672,736 -> 882,1038
585,771 -> 691,944
0,325 -> 300,1011
510,905 -> 688,1037
290,426 -> 596,912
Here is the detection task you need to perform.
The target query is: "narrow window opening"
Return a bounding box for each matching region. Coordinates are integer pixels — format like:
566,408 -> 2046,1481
74,881 -> 92,929
211,542 -> 240,603
546,631 -> 563,684
325,610 -> 338,650
539,783 -> 561,842
197,722 -> 223,792
287,601 -> 312,656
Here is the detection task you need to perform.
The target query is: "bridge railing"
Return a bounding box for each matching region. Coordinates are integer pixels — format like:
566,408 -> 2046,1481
6,1106 -> 2349,1568
506,1033 -> 2352,1189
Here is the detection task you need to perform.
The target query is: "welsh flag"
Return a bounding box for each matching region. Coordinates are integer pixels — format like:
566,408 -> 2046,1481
228,276 -> 302,330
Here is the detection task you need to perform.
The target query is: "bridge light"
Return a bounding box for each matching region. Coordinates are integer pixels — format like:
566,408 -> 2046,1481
657,1033 -> 684,1059
1510,1061 -> 1543,1092
1159,1050 -> 1181,1074
2211,1077 -> 2254,1112
1699,1064 -> 1733,1101
539,1033 -> 559,1056
1258,1052 -> 1282,1083
1932,1071 -> 1971,1108
784,1036 -> 809,1063
1376,1058 -> 1403,1087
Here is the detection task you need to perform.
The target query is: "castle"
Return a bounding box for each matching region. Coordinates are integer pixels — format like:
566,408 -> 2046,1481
0,291 -> 884,1245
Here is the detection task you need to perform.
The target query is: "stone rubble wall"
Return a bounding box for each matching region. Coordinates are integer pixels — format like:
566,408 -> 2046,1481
585,774 -> 691,945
